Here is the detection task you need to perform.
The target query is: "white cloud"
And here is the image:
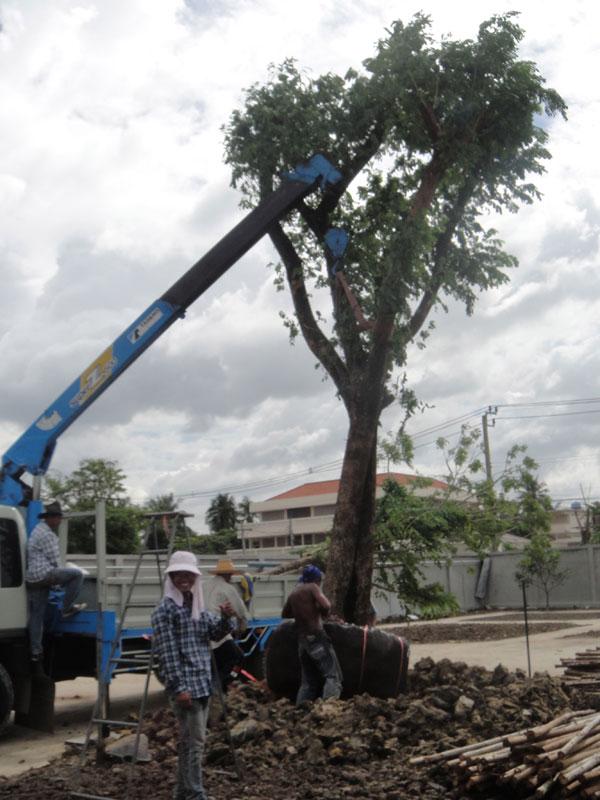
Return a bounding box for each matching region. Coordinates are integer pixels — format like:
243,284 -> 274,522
1,0 -> 600,529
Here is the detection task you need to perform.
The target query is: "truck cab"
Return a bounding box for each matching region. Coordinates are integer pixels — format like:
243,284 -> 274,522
0,505 -> 27,634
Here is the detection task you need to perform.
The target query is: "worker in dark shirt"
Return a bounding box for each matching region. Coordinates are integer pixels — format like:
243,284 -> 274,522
281,564 -> 342,705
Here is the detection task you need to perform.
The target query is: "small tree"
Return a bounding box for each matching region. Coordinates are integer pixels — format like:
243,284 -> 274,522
237,496 -> 256,524
516,532 -> 569,609
437,425 -> 553,553
373,480 -> 467,617
205,493 -> 238,533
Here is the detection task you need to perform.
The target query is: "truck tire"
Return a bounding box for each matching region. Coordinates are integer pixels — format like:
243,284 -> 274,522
0,664 -> 14,735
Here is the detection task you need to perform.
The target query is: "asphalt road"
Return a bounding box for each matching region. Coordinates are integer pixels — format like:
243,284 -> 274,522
0,674 -> 165,778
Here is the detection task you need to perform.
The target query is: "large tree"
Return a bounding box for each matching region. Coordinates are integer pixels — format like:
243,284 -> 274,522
224,13 -> 566,622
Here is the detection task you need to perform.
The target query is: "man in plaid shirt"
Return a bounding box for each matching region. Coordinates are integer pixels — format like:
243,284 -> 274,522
151,551 -> 236,800
26,501 -> 87,670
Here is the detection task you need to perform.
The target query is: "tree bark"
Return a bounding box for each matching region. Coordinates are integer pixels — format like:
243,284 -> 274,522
324,411 -> 379,624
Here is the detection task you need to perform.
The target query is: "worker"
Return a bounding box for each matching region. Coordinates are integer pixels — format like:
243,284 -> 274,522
204,558 -> 250,690
281,563 -> 343,705
151,550 -> 235,800
25,501 -> 87,671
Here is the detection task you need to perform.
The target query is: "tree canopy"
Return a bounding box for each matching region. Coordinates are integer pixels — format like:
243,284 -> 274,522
224,13 -> 566,622
46,458 -> 140,553
205,492 -> 238,533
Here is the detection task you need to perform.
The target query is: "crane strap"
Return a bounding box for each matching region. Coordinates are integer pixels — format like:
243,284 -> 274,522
358,625 -> 408,696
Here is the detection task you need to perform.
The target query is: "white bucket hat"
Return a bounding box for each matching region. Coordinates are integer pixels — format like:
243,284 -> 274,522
165,550 -> 202,576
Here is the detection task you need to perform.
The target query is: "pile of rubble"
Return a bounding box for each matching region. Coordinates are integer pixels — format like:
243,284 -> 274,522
0,659 -> 582,800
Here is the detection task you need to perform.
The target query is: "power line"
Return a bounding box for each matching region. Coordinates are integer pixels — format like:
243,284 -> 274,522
496,397 -> 600,409
496,408 -> 600,421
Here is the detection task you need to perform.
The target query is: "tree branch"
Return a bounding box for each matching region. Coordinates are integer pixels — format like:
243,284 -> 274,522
268,222 -> 352,403
405,175 -> 477,342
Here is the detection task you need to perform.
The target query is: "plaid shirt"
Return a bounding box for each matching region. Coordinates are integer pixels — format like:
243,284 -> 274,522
151,597 -> 234,699
25,521 -> 60,582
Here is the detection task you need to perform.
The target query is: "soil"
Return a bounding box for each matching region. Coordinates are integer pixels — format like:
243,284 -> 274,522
0,616 -> 595,800
387,621 -> 578,644
0,657 -> 587,800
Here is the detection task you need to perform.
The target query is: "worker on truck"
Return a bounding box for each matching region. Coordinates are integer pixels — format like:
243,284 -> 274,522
25,501 -> 87,671
281,564 -> 343,705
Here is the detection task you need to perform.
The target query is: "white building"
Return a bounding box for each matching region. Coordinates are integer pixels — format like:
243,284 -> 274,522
243,472 -> 449,551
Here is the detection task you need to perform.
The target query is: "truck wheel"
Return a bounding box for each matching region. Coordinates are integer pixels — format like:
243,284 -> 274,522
0,664 -> 14,735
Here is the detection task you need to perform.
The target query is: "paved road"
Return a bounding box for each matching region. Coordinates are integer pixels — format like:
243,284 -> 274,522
1,611 -> 599,779
405,609 -> 600,676
0,674 -> 164,778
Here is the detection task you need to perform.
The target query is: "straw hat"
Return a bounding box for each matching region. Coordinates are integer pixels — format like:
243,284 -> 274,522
165,550 -> 202,576
208,558 -> 242,575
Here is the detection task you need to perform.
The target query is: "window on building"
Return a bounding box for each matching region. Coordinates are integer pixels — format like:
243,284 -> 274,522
287,507 -> 311,519
0,519 -> 22,588
313,504 -> 336,516
261,510 -> 285,522
262,537 -> 275,548
314,533 -> 327,543
292,534 -> 302,545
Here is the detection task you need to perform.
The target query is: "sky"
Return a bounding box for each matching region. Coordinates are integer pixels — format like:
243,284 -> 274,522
1,0 -> 599,532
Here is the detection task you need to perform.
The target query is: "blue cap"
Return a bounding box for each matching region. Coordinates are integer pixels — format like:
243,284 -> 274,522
299,564 -> 322,584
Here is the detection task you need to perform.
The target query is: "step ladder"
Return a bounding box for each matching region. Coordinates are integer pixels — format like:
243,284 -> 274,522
69,511 -> 191,800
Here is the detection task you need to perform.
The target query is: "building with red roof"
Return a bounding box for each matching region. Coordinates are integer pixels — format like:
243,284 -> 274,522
243,472 -> 448,551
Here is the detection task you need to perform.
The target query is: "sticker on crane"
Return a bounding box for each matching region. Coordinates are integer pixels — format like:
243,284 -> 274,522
127,307 -> 163,344
36,410 -> 63,431
69,347 -> 117,408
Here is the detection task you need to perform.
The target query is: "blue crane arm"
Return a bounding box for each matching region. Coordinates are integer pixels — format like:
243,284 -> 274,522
0,154 -> 342,525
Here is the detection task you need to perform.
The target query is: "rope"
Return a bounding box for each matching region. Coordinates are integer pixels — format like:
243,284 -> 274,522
358,627 -> 407,696
357,625 -> 369,692
393,635 -> 407,696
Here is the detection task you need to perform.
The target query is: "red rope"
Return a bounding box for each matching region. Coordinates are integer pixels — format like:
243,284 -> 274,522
358,628 -> 407,696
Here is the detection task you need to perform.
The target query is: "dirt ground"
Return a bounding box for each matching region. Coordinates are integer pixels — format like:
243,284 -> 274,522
1,610 -> 600,800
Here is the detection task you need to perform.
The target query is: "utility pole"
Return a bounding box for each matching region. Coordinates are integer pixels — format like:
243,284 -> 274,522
481,406 -> 497,483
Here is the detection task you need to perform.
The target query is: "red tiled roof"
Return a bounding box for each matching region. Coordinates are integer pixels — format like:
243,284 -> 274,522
267,472 -> 448,501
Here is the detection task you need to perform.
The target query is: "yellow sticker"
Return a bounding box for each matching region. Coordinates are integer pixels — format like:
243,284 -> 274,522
69,347 -> 117,408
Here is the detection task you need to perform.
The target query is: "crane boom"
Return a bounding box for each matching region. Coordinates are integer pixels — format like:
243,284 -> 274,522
0,154 -> 342,528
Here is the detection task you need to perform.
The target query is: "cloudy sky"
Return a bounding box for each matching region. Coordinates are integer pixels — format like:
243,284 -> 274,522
1,0 -> 599,531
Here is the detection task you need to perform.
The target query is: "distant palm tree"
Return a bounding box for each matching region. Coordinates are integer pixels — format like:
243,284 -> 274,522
205,493 -> 238,533
237,495 -> 255,524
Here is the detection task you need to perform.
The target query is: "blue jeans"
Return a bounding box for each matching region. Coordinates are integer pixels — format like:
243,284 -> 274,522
27,567 -> 84,657
296,630 -> 342,706
170,697 -> 209,800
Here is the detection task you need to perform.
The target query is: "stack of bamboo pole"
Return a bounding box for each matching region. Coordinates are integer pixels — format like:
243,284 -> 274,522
559,648 -> 600,691
410,710 -> 600,797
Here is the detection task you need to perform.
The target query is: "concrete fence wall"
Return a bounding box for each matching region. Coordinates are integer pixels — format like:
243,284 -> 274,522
372,545 -> 600,616
70,545 -> 600,621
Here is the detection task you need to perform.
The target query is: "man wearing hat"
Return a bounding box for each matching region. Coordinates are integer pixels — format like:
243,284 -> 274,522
151,550 -> 236,800
25,501 -> 87,668
204,559 -> 250,690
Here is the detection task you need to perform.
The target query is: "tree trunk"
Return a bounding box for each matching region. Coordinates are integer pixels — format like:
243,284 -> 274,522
324,412 -> 379,624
